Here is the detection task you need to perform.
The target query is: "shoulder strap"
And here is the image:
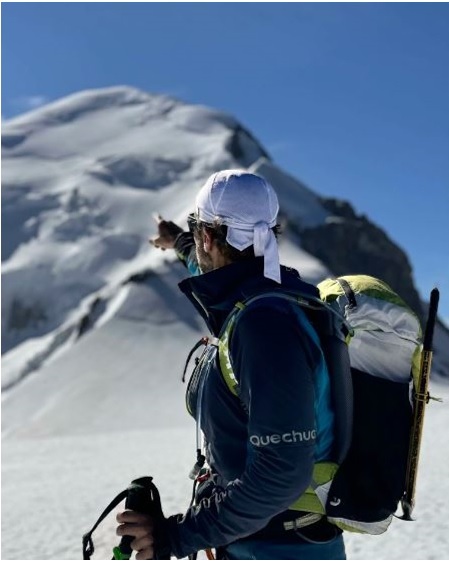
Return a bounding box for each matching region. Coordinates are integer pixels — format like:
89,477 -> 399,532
217,293 -> 297,396
217,292 -> 305,396
217,290 -> 351,397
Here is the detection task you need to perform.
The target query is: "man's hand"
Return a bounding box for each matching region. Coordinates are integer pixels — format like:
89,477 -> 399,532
116,510 -> 154,560
149,213 -> 184,251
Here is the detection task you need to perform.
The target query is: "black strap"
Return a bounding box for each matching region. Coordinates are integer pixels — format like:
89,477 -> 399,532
82,489 -> 128,559
182,337 -> 208,382
336,277 -> 357,309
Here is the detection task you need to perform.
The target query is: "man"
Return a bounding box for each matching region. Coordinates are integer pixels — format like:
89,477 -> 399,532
116,170 -> 346,560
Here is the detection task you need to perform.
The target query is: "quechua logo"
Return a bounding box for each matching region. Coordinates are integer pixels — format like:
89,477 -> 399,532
249,429 -> 317,447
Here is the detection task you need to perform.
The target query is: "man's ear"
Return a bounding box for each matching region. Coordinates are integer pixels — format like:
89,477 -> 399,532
202,228 -> 213,253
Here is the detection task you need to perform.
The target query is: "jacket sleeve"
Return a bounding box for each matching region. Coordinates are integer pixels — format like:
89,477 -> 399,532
174,232 -> 200,276
166,302 -> 320,558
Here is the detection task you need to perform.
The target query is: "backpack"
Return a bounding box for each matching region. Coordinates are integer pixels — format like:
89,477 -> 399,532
217,274 -> 422,534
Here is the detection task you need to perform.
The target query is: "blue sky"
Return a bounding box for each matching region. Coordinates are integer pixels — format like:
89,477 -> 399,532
2,2 -> 449,322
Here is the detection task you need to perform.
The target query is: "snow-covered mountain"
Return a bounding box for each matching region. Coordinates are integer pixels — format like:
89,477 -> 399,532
2,86 -> 448,389
1,87 -> 334,387
2,87 -> 449,560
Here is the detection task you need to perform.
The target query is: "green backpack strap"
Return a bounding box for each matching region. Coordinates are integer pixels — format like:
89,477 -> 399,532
217,302 -> 245,397
217,291 -> 341,397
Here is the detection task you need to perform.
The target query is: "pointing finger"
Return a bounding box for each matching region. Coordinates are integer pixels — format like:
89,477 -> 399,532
152,212 -> 164,224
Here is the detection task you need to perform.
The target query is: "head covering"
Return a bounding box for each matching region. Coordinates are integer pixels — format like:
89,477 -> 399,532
195,169 -> 281,283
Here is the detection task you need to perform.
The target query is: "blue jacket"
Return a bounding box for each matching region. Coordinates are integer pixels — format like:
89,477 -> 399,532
166,236 -> 335,559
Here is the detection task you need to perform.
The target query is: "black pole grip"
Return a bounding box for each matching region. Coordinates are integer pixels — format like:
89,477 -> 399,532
423,288 -> 439,351
118,477 -> 155,557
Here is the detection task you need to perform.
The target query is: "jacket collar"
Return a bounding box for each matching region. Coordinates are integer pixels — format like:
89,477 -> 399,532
178,258 -> 317,335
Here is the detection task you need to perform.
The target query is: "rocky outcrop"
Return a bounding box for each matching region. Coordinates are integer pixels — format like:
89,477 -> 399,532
297,197 -> 423,319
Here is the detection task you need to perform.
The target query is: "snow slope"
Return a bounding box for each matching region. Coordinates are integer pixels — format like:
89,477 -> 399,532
2,87 -> 449,560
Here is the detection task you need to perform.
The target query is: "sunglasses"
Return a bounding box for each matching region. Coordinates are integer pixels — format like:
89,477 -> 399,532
187,213 -> 199,233
187,213 -> 215,233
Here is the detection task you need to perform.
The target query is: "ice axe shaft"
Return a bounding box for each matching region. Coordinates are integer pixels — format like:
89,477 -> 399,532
400,288 -> 439,520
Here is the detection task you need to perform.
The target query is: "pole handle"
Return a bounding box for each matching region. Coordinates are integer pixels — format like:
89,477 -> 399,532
116,477 -> 156,558
423,289 -> 439,351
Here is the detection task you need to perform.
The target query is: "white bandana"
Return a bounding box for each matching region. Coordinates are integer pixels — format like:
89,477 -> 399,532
195,170 -> 281,283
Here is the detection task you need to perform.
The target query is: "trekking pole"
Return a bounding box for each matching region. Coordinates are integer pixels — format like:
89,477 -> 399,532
400,288 -> 441,521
